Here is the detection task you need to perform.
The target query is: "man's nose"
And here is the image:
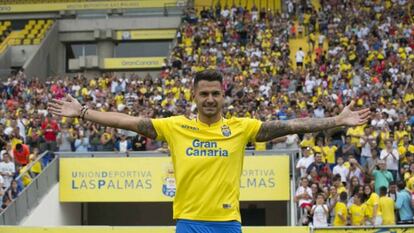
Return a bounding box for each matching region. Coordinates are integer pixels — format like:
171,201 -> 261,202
206,94 -> 214,102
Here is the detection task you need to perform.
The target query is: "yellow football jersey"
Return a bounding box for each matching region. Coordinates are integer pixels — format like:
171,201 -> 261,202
152,116 -> 262,222
349,203 -> 366,226
322,146 -> 337,164
365,192 -> 382,218
379,196 -> 395,225
333,202 -> 348,226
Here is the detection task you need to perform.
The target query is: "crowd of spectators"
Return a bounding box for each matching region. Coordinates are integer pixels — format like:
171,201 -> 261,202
289,0 -> 414,227
0,0 -> 413,226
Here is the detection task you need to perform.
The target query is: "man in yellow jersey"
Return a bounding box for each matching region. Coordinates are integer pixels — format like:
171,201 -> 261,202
48,70 -> 370,232
349,194 -> 366,226
333,192 -> 348,226
379,186 -> 395,225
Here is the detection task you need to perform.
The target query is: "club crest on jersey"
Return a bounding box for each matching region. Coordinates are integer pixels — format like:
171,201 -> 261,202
221,125 -> 231,137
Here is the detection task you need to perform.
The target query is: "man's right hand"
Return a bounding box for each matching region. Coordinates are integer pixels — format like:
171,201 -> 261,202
48,94 -> 82,118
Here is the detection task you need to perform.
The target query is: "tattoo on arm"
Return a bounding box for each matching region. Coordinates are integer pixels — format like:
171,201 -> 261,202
136,118 -> 157,140
256,117 -> 338,142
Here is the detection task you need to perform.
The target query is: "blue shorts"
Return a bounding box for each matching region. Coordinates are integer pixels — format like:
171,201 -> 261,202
176,219 -> 242,233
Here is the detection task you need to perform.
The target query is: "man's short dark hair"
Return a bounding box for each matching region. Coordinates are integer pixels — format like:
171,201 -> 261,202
193,69 -> 223,89
354,193 -> 363,202
15,143 -> 22,151
340,191 -> 348,202
379,186 -> 387,196
316,192 -> 325,199
397,181 -> 406,190
332,174 -> 341,182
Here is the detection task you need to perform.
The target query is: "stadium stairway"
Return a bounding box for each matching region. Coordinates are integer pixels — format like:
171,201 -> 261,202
288,0 -> 326,70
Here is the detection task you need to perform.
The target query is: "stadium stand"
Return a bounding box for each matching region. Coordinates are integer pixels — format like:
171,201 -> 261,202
0,0 -> 414,229
0,19 -> 54,53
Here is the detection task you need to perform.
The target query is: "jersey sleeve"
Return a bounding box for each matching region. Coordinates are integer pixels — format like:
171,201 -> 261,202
243,118 -> 262,142
151,117 -> 173,142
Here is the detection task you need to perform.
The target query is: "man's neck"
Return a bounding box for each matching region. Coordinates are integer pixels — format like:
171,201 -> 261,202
198,114 -> 222,126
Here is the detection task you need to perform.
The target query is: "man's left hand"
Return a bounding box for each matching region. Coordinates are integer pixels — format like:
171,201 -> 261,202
337,100 -> 371,126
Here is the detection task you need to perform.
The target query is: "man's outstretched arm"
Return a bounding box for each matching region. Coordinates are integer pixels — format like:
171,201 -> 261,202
47,94 -> 157,139
256,101 -> 370,142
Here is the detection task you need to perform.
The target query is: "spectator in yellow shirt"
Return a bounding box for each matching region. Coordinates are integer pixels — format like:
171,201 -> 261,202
405,164 -> 414,192
379,186 -> 395,225
349,194 -> 366,226
312,137 -> 324,157
332,174 -> 347,194
300,133 -> 315,148
347,126 -> 364,148
394,123 -> 409,147
364,184 -> 382,225
28,148 -> 42,177
333,192 -> 348,226
18,165 -> 32,187
398,135 -> 414,164
322,137 -> 337,166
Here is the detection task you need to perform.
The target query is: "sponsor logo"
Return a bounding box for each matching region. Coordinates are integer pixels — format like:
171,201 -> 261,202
181,125 -> 199,131
186,139 -> 229,157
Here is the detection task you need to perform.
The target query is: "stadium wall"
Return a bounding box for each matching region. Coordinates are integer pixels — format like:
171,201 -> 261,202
10,45 -> 37,67
21,184 -> 81,226
0,48 -> 11,72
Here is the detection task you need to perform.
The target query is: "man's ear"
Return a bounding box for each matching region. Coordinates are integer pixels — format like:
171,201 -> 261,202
191,86 -> 197,102
190,90 -> 195,102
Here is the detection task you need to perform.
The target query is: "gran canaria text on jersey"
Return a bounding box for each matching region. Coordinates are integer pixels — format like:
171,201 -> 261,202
185,139 -> 229,157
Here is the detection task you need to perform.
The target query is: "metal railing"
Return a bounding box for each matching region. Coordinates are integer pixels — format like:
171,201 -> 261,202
0,151 -> 58,225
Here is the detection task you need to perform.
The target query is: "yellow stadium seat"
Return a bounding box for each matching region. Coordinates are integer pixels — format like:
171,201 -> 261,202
33,38 -> 41,44
27,34 -> 35,39
47,19 -> 54,24
28,20 -> 36,25
14,40 -> 20,46
23,39 -> 31,45
31,29 -> 38,35
4,21 -> 11,27
38,20 -> 45,25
